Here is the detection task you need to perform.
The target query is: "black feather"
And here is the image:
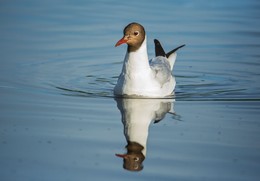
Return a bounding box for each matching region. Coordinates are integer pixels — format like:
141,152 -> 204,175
154,39 -> 166,57
154,39 -> 185,58
166,44 -> 185,58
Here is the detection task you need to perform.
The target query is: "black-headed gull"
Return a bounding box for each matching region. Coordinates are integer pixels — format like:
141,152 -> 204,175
115,98 -> 175,171
114,22 -> 185,98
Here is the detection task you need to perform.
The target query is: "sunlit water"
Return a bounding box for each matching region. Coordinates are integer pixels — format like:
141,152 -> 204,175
1,0 -> 260,181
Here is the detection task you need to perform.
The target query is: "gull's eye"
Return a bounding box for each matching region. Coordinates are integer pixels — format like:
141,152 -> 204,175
134,31 -> 139,36
134,157 -> 139,161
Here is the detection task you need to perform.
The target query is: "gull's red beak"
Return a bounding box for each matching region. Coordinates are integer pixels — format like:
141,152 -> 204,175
115,153 -> 128,159
115,37 -> 128,47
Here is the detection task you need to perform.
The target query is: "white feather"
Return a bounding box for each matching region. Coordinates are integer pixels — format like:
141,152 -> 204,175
114,37 -> 176,97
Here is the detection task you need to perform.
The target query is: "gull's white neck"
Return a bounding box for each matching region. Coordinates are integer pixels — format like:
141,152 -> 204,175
122,99 -> 156,156
122,37 -> 150,75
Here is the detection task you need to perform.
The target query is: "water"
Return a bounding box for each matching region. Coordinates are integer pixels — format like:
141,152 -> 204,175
0,0 -> 260,180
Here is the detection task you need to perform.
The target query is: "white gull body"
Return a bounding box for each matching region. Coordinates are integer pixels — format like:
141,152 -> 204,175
114,22 -> 184,98
114,37 -> 177,98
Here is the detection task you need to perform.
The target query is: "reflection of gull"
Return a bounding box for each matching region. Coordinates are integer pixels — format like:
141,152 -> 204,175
115,98 -> 174,171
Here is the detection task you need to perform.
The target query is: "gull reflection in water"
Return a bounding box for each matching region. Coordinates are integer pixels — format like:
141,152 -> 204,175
115,98 -> 175,171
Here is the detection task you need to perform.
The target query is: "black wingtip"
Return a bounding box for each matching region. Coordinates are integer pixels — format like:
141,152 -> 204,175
166,44 -> 185,58
154,39 -> 166,57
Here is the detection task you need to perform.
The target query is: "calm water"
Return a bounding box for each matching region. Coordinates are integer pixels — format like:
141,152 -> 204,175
1,0 -> 260,181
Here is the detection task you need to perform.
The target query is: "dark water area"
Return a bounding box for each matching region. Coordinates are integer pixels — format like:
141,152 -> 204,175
1,0 -> 260,181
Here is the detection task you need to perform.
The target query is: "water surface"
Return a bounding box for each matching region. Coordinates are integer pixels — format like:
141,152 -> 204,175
0,0 -> 260,181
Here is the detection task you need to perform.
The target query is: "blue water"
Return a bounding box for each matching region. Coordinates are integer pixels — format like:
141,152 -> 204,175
1,0 -> 260,181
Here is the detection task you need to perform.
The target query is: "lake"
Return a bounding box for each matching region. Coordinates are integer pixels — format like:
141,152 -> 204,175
0,0 -> 260,181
